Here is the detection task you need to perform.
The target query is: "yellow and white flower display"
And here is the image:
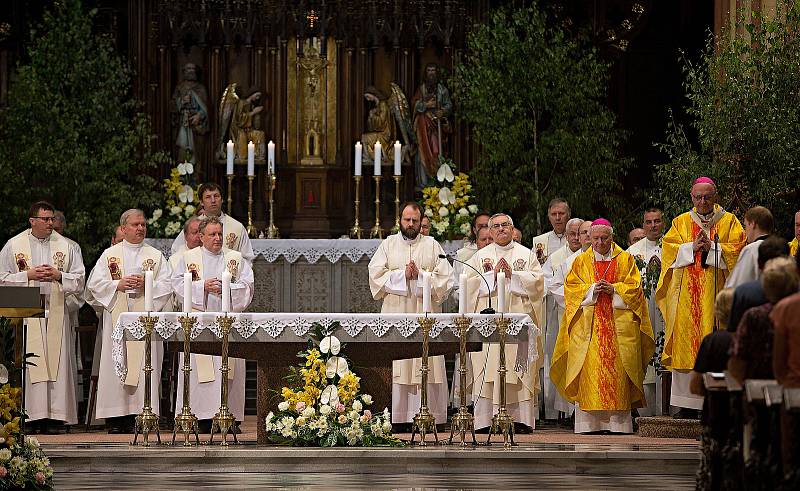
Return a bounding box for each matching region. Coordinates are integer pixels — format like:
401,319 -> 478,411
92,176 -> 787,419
420,158 -> 480,241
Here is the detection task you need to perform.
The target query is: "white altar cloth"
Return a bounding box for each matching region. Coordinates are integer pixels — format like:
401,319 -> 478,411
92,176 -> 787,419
112,312 -> 538,382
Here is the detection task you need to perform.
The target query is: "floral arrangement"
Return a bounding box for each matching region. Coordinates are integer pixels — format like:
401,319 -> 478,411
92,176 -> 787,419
265,323 -> 403,447
147,162 -> 199,238
0,384 -> 53,490
420,158 -> 479,241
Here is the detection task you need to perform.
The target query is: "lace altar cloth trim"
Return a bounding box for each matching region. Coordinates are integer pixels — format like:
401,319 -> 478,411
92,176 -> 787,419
146,238 -> 463,263
112,312 -> 537,382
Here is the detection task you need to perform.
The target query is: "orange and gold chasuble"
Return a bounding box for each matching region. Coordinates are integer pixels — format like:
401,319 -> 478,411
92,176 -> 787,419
550,244 -> 654,411
656,205 -> 745,371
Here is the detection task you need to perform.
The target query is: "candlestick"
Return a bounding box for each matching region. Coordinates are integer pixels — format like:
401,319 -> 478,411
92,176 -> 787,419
131,314 -> 161,446
247,141 -> 255,176
144,271 -> 154,312
373,142 -> 382,176
268,140 -> 275,174
458,273 -> 467,315
410,315 -> 438,446
422,272 -> 431,313
350,175 -> 363,239
221,271 -> 231,313
208,314 -> 238,446
172,314 -> 200,446
390,175 -> 402,234
448,315 -> 477,447
497,272 -> 506,314
246,175 -> 257,238
393,140 -> 401,176
369,175 -> 383,239
226,140 -> 234,175
486,313 -> 515,448
182,272 -> 192,313
226,174 -> 234,216
265,172 -> 279,239
354,142 -> 362,176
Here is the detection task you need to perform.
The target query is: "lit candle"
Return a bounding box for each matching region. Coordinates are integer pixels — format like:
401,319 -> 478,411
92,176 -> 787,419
247,141 -> 255,176
268,140 -> 275,174
221,271 -> 232,313
497,272 -> 506,314
373,141 -> 381,176
226,140 -> 234,175
144,270 -> 154,312
422,272 -> 431,313
354,142 -> 362,176
183,272 -> 192,314
458,273 -> 467,315
394,141 -> 401,176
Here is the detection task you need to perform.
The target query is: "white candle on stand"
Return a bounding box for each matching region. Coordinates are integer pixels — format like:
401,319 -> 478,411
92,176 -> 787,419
268,141 -> 275,174
226,140 -> 234,175
394,141 -> 402,176
373,142 -> 382,176
247,141 -> 255,176
354,142 -> 362,176
422,272 -> 432,313
497,272 -> 506,314
221,271 -> 232,313
458,273 -> 467,315
144,270 -> 154,312
183,272 -> 192,314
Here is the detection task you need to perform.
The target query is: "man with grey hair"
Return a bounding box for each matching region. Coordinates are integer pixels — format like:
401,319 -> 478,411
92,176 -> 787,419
87,209 -> 173,433
465,213 -> 545,432
541,217 -> 585,420
532,198 -> 570,266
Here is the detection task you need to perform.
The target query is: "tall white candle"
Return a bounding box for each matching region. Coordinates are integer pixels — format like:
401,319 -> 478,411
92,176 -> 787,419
354,142 -> 362,176
144,270 -> 154,312
268,140 -> 275,174
247,141 -> 255,176
226,140 -> 234,175
458,273 -> 468,315
394,141 -> 402,176
497,272 -> 506,314
422,272 -> 432,313
221,271 -> 232,313
373,142 -> 382,176
183,272 -> 192,314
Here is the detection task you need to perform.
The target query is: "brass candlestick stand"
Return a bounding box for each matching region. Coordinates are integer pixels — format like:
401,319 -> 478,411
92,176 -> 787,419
410,315 -> 438,446
131,314 -> 161,447
172,315 -> 200,446
246,175 -> 257,238
448,315 -> 477,447
208,315 -> 239,446
390,175 -> 402,234
226,174 -> 234,215
369,175 -> 383,239
266,172 -> 279,239
349,175 -> 363,239
486,314 -> 515,448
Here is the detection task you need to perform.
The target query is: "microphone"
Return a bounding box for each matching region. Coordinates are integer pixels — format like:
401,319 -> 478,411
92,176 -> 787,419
439,253 -> 495,314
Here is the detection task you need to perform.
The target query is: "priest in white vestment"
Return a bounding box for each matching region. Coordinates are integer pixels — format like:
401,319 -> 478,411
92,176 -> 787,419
171,217 -> 252,423
368,202 -> 453,425
87,209 -> 172,430
0,201 -> 85,429
465,213 -> 544,430
724,206 -> 773,289
627,208 -> 665,416
541,218 -> 584,418
170,182 -> 254,262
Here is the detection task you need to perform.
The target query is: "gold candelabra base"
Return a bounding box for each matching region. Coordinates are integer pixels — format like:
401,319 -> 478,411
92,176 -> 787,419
369,175 -> 383,239
208,315 -> 239,446
266,173 -> 280,239
486,314 -> 516,448
410,315 -> 438,446
350,175 -> 363,239
131,315 -> 161,447
246,175 -> 257,238
172,315 -> 200,446
448,316 -> 477,447
226,174 -> 234,216
390,175 -> 402,235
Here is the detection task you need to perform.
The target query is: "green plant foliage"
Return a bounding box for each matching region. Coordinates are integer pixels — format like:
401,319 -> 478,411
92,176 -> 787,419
0,0 -> 168,264
452,3 -> 630,236
653,3 -> 800,232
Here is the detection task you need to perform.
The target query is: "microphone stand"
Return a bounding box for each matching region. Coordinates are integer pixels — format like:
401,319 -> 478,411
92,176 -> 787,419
439,254 -> 495,314
713,233 -> 719,331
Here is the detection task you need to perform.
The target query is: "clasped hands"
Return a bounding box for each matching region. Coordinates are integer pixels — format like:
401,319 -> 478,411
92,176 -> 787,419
116,274 -> 143,291
27,265 -> 61,282
405,260 -> 420,280
204,278 -> 223,295
494,258 -> 512,278
595,279 -> 615,295
693,231 -> 713,253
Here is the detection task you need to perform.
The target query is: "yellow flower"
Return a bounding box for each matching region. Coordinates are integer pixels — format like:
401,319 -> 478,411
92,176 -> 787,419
337,372 -> 360,405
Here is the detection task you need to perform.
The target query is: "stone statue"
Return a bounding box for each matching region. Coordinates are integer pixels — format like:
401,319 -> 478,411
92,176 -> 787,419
172,63 -> 209,165
218,83 -> 267,161
411,63 -> 452,187
361,83 -> 416,170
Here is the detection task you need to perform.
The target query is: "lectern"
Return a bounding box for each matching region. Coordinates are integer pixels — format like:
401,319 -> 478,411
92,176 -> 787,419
0,286 -> 45,434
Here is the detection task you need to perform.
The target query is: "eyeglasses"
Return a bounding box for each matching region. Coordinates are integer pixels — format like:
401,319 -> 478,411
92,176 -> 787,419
490,222 -> 513,229
691,194 -> 715,201
32,216 -> 56,223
